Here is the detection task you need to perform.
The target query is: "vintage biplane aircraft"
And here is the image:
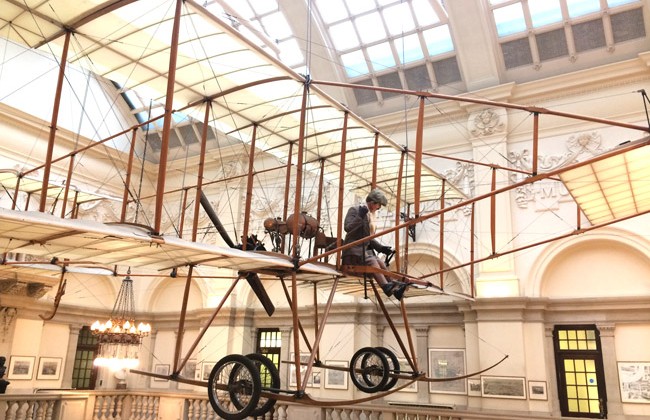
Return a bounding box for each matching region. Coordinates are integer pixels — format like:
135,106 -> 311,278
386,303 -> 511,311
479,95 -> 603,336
0,1 -> 649,419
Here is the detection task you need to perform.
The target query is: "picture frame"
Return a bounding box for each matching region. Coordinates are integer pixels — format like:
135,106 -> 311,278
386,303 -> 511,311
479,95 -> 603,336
288,353 -> 313,387
154,364 -> 170,382
36,357 -> 62,380
324,360 -> 348,390
8,356 -> 35,380
528,380 -> 548,400
467,378 -> 482,396
201,362 -> 215,381
617,361 -> 650,403
182,359 -> 197,380
428,348 -> 466,394
481,375 -> 526,399
397,358 -> 417,392
310,370 -> 321,388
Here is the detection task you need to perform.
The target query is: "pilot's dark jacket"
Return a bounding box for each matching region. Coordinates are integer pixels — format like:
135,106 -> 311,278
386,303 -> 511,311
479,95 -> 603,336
341,205 -> 383,264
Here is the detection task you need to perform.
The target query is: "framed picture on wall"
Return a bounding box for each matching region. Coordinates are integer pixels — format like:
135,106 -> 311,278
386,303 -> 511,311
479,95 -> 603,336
201,362 -> 215,381
8,356 -> 35,380
397,359 -> 417,393
467,378 -> 482,397
310,370 -> 321,388
481,375 -> 526,399
182,359 -> 197,380
288,353 -> 313,387
36,357 -> 62,380
324,360 -> 348,390
428,348 -> 466,394
617,362 -> 650,403
154,364 -> 170,382
528,380 -> 548,400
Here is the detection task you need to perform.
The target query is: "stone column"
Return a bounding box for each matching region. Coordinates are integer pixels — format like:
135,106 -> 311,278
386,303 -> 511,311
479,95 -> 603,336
280,327 -> 292,387
247,327 -> 258,355
415,325 -> 429,401
148,330 -> 160,388
597,323 -> 622,418
544,325 -> 561,416
61,323 -> 82,389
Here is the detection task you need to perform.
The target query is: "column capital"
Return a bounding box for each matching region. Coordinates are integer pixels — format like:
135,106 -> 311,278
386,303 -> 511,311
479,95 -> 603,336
597,322 -> 616,337
414,325 -> 429,336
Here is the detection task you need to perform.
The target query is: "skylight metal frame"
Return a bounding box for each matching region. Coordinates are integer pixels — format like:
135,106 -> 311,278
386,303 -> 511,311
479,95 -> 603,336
487,0 -> 645,70
311,0 -> 461,104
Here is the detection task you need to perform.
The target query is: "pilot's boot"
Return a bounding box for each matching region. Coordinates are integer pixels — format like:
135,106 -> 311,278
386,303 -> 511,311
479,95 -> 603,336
382,282 -> 397,296
393,283 -> 407,300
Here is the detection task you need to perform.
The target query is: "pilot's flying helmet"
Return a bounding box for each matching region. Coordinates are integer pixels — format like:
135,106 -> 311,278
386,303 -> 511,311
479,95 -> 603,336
366,189 -> 388,206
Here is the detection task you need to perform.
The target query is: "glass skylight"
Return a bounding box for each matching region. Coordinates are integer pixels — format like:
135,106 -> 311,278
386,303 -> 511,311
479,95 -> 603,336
608,0 -> 639,5
423,25 -> 454,56
345,0 -> 376,15
341,50 -> 369,77
318,0 -> 348,23
312,0 -> 459,101
529,0 -> 563,27
355,13 -> 386,44
488,0 -> 646,69
196,0 -> 462,104
330,21 -> 360,50
383,3 -> 416,35
367,43 -> 395,71
493,3 -> 526,36
412,0 -> 439,25
566,0 -> 601,17
395,33 -> 425,64
204,0 -> 305,69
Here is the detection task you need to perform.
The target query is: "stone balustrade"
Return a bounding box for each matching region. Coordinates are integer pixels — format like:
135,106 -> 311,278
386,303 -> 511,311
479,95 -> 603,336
0,390 -> 566,420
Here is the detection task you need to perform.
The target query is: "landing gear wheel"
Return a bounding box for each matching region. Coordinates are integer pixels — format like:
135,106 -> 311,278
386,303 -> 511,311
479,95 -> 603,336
231,353 -> 280,417
207,354 -> 261,420
349,346 -> 389,393
376,346 -> 400,391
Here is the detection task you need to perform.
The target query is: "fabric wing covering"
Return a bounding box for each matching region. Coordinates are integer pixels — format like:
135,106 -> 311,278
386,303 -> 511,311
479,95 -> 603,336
0,0 -> 465,208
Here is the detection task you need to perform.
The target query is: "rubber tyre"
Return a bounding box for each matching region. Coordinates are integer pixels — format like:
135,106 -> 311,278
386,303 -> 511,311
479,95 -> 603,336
207,354 -> 261,420
349,346 -> 389,393
235,353 -> 280,417
376,346 -> 400,391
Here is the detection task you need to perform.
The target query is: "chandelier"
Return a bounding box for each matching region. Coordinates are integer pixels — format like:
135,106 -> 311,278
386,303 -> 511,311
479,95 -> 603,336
90,271 -> 151,371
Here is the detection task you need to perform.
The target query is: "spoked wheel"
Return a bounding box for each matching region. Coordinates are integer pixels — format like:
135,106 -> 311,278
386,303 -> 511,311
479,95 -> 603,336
349,346 -> 389,393
376,346 -> 400,391
207,354 -> 261,420
231,353 -> 280,417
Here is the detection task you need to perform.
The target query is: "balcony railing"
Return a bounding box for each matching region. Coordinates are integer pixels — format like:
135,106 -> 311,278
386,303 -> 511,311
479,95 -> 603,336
0,389 -> 561,420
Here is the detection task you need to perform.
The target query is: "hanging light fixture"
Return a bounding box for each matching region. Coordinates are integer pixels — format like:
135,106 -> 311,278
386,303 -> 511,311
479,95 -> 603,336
91,270 -> 151,371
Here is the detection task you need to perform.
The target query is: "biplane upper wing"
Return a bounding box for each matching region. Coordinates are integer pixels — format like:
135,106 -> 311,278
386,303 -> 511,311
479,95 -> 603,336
0,207 -> 338,276
0,0 -> 465,207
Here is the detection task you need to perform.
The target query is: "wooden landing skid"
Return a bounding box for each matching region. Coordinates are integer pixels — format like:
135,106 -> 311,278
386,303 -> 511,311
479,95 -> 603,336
131,352 -> 508,416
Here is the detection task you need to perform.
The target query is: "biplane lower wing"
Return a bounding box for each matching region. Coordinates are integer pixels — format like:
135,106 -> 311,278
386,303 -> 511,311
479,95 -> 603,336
0,208 -> 346,285
0,208 -> 296,273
